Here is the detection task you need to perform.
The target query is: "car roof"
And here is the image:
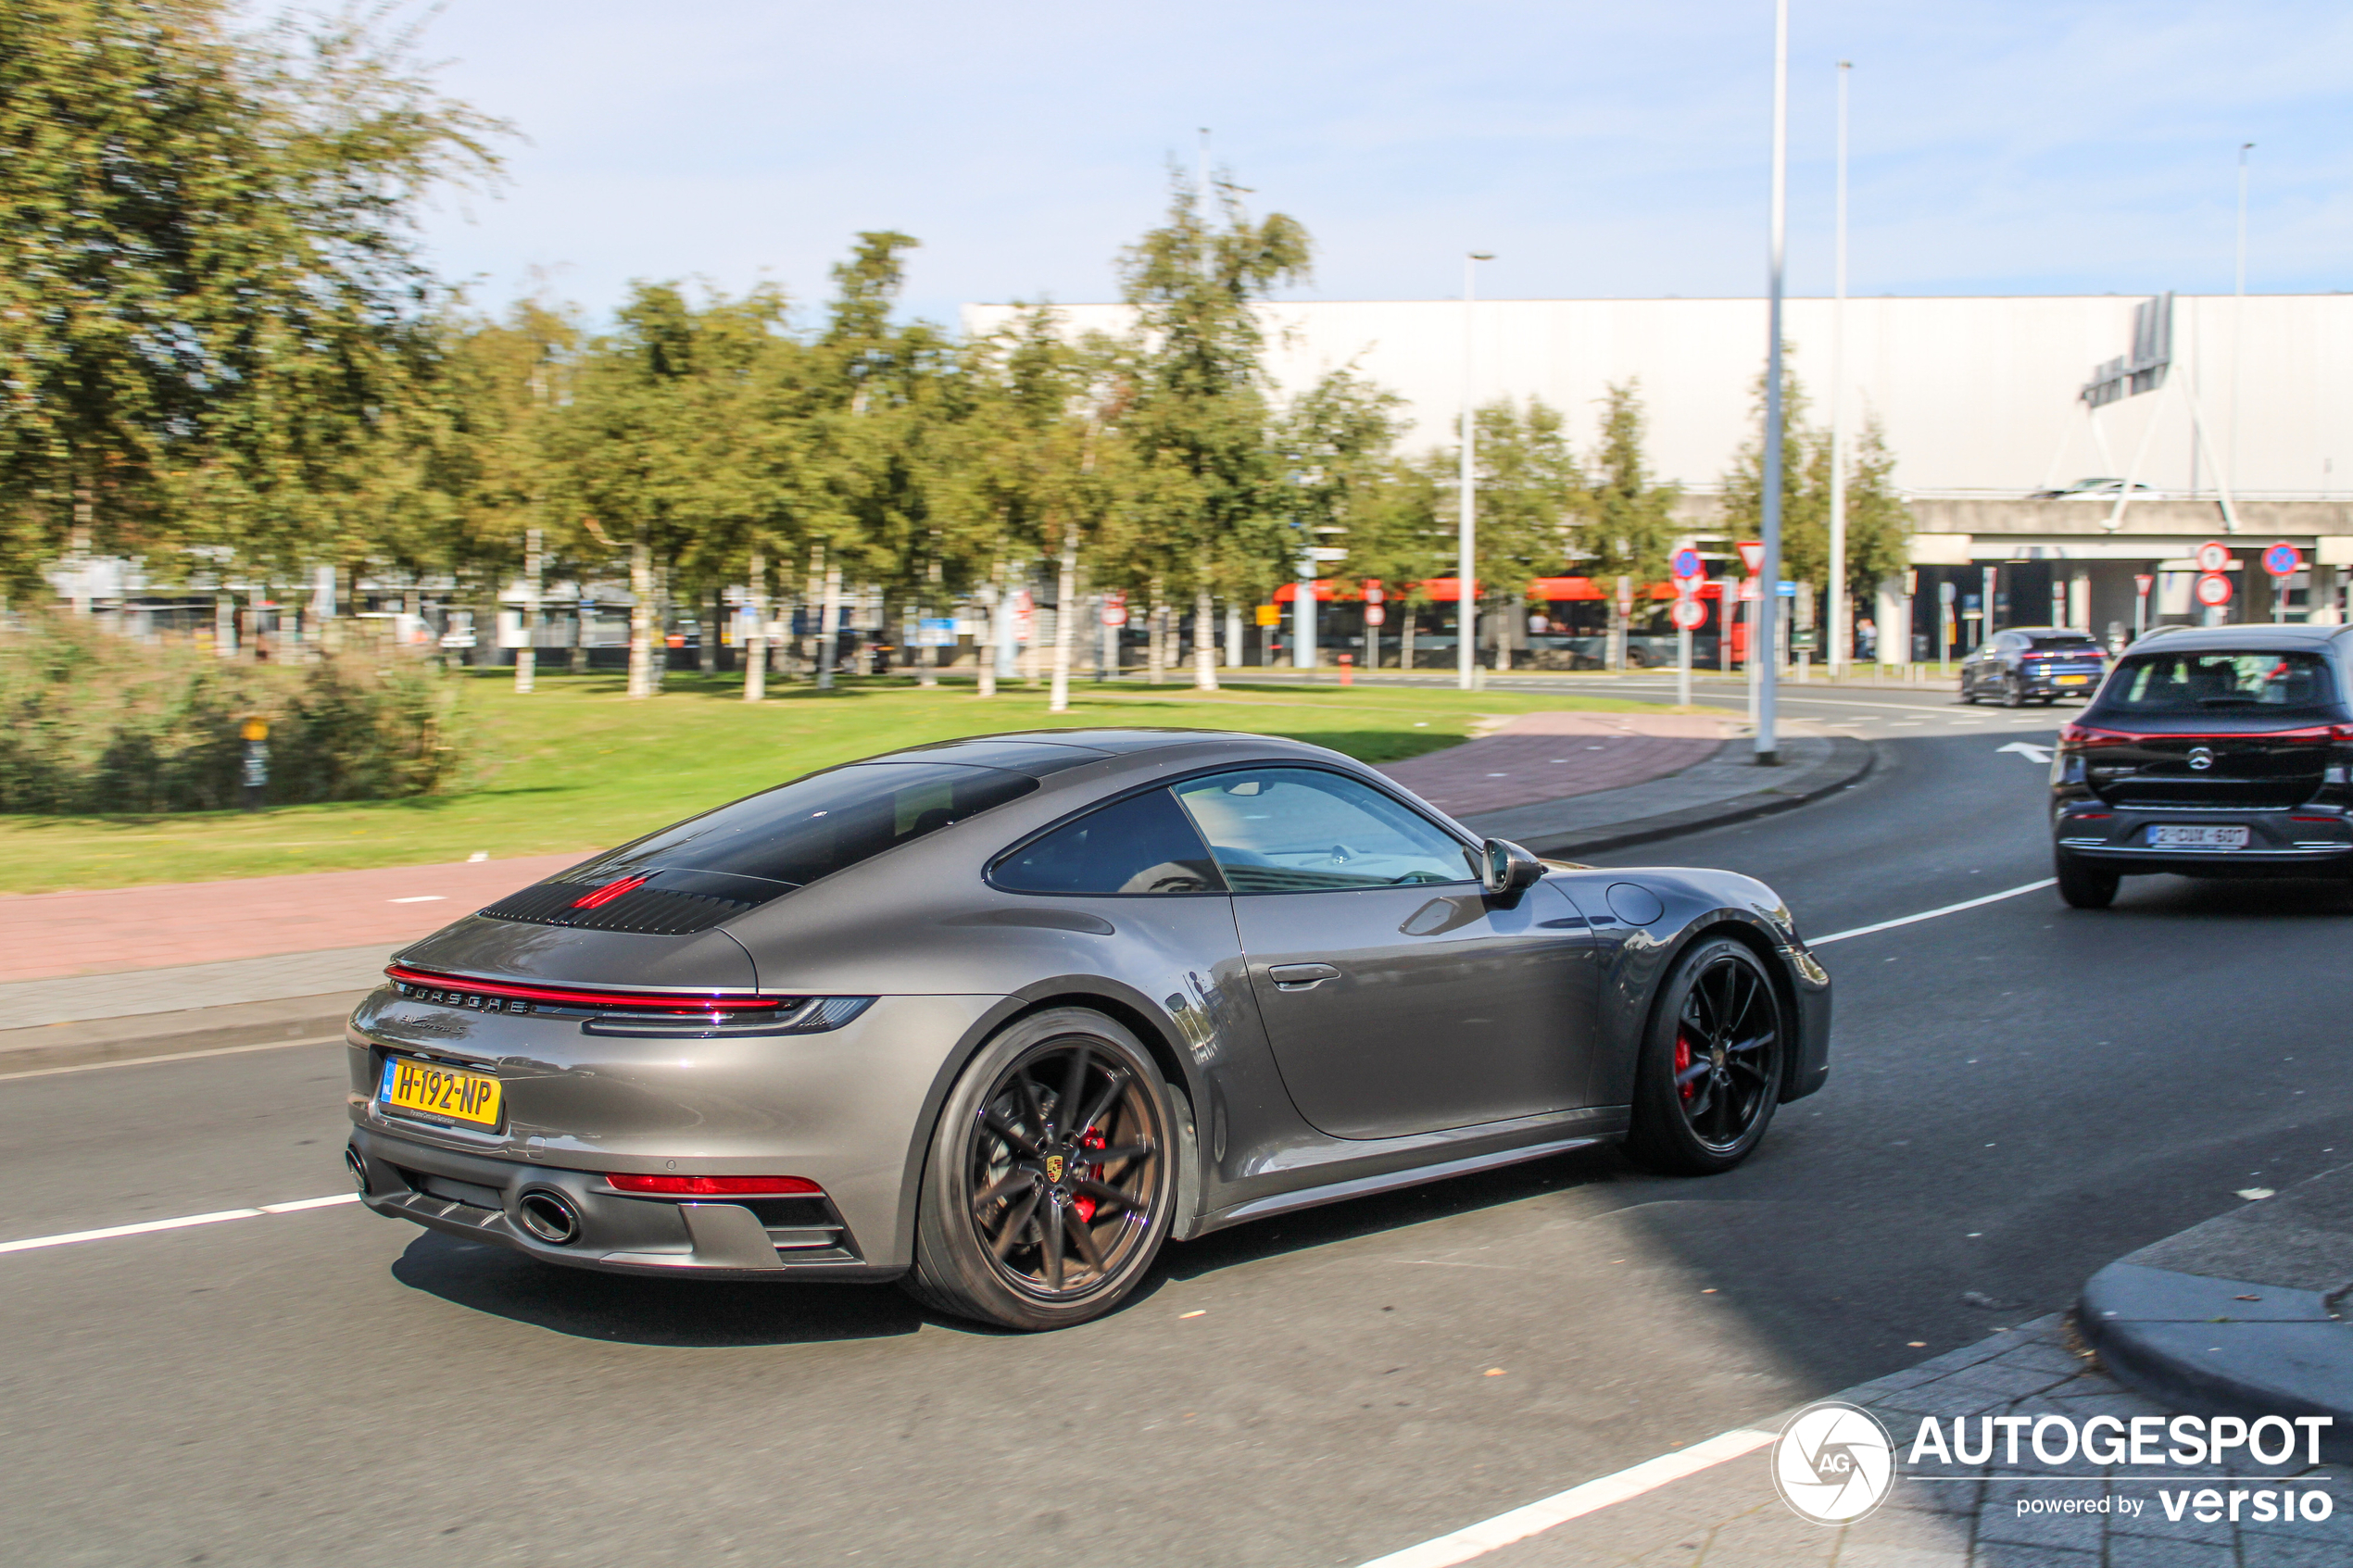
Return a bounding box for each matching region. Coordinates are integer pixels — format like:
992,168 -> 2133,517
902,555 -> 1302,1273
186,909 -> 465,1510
2003,626 -> 2098,638
867,728 -> 1342,778
2126,623 -> 2353,653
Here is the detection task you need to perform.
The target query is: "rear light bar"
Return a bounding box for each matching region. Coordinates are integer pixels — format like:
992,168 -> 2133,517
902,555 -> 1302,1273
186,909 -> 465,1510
571,873 -> 650,909
2058,722 -> 2353,746
384,965 -> 783,1014
606,1173 -> 824,1198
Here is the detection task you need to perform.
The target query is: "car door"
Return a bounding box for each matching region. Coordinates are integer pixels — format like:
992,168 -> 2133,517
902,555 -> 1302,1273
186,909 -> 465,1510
1171,766 -> 1599,1141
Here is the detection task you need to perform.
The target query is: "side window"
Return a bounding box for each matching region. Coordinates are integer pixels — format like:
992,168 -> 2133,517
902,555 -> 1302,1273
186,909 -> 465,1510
1171,767 -> 1478,892
991,788 -> 1226,895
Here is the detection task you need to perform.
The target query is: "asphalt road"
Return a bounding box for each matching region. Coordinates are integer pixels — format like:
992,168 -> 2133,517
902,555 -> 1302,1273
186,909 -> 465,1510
6,683 -> 2350,1567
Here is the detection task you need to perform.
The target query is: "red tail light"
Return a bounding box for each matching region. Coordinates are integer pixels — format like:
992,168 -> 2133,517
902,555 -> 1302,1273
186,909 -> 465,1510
2057,722 -> 2135,748
605,1173 -> 824,1198
571,873 -> 650,909
384,965 -> 783,1013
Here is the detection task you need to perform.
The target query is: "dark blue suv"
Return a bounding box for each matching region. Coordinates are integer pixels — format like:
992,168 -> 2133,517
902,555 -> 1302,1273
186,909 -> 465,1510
1961,626 -> 2109,707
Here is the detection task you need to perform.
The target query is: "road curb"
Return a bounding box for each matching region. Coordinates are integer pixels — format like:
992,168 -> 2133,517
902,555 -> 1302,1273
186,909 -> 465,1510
0,991 -> 363,1077
1485,734 -> 1878,861
2077,1162 -> 2353,1461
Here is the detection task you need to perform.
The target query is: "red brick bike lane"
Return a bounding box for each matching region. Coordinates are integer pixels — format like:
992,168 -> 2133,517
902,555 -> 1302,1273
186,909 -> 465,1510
0,853 -> 589,984
5,711 -> 1732,986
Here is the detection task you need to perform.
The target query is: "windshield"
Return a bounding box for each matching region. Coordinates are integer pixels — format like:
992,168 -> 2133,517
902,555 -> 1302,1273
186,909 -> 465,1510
2097,650 -> 2334,715
578,763 -> 1038,891
2028,635 -> 2102,654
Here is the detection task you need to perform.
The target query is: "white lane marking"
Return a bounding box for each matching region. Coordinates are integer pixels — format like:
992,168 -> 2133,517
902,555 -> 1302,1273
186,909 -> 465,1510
1809,879 -> 2057,947
1357,1427 -> 1777,1568
0,1193 -> 359,1255
387,895 -> 447,904
0,1035 -> 346,1082
1998,740 -> 2054,763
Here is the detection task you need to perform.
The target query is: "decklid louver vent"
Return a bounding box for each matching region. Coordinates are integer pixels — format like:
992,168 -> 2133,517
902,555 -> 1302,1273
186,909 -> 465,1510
480,872 -> 761,935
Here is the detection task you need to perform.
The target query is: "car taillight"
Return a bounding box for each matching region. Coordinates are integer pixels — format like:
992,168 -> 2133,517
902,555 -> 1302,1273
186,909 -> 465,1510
384,965 -> 785,1013
606,1173 -> 824,1198
2057,722 -> 2134,748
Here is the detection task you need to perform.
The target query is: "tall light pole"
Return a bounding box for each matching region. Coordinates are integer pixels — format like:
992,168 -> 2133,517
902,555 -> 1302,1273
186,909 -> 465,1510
1826,59 -> 1852,680
1755,0 -> 1788,765
2233,142 -> 2253,500
1457,251 -> 1493,691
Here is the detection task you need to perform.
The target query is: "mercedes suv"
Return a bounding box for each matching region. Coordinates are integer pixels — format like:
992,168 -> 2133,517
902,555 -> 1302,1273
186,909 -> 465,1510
2049,624 -> 2353,908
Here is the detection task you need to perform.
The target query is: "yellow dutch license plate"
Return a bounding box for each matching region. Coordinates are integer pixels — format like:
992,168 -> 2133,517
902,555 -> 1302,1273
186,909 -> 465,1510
2057,675 -> 2089,684
378,1057 -> 503,1127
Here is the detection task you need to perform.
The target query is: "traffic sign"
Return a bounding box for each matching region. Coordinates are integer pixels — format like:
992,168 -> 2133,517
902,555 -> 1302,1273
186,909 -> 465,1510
1255,604 -> 1281,627
2195,571 -> 2233,608
1671,547 -> 1703,581
2263,542 -> 2303,579
1737,541 -> 1767,575
2133,573 -> 2154,597
1099,590 -> 1127,627
1364,605 -> 1386,627
1364,582 -> 1386,605
2196,540 -> 2231,573
1738,579 -> 1761,602
1671,597 -> 1707,631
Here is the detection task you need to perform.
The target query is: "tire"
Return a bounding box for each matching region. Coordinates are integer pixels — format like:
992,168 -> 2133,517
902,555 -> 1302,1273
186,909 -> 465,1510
2001,675 -> 2025,709
902,1008 -> 1178,1330
2055,853 -> 2120,909
1624,936 -> 1786,1176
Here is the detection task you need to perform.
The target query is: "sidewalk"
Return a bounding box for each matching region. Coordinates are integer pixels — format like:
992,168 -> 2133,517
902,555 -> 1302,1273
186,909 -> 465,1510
2082,1161 -> 2353,1464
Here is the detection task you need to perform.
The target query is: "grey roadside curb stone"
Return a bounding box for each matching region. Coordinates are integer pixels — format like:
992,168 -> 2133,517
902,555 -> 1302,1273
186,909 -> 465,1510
0,733 -> 1876,1077
2080,1162 -> 2353,1465
1460,731 -> 1877,861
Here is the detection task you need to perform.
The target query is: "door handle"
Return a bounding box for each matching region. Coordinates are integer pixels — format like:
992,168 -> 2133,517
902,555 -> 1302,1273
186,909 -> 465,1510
1269,962 -> 1341,991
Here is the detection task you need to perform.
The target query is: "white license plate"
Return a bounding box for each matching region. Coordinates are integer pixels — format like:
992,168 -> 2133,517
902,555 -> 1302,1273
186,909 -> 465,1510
2148,824 -> 2250,849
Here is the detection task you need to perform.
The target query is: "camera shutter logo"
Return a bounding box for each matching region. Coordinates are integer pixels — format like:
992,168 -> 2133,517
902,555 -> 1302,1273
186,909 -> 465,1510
1771,1401 -> 1895,1524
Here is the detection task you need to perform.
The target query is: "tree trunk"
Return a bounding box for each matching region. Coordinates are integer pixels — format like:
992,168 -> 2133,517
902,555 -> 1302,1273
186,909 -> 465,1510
698,584 -> 718,674
975,577 -> 998,698
516,528 -> 541,693
816,562 -> 841,689
1401,608 -> 1416,671
627,533 -> 655,697
744,546 -> 766,702
1193,584 -> 1218,690
1048,533 -> 1079,713
1145,578 -> 1165,686
803,544 -> 825,680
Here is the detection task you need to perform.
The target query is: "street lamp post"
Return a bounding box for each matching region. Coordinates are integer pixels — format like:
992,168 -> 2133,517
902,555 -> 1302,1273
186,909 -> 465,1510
1457,252 -> 1493,691
1755,0 -> 1789,765
2233,142 -> 2253,500
1826,59 -> 1852,681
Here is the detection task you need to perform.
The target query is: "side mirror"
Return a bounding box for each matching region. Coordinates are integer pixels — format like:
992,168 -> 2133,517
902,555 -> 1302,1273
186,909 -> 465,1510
1479,837 -> 1545,901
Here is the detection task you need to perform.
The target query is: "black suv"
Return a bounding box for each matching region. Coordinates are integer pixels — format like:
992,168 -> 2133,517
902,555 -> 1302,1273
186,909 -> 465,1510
2049,624 -> 2353,908
1961,626 -> 2109,706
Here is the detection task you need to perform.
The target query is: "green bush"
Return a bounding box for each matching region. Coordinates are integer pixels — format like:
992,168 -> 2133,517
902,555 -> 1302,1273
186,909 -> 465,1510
0,619 -> 487,813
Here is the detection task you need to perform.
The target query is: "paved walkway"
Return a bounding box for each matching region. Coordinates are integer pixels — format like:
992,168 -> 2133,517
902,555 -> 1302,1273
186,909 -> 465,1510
1378,713 -> 1732,820
1419,1315 -> 2351,1567
0,852 -> 585,985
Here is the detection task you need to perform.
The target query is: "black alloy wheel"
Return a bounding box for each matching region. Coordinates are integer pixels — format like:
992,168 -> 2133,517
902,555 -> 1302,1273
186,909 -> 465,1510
906,1009 -> 1177,1330
2055,851 -> 2120,909
1625,936 -> 1786,1174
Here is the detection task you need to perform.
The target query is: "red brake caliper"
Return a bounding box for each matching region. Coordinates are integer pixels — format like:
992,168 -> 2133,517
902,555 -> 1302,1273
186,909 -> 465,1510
1673,1034 -> 1695,1102
1071,1129 -> 1107,1223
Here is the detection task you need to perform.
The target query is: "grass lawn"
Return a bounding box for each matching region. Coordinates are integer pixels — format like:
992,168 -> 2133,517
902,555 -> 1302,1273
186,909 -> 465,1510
0,671 -> 1659,895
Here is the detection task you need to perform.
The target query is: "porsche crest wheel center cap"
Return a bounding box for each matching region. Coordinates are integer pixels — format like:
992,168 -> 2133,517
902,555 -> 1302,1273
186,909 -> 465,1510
1043,1153 -> 1066,1185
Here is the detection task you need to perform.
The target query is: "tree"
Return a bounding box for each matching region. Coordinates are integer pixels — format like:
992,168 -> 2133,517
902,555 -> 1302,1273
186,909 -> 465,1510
1115,168 -> 1311,689
1580,381 -> 1680,583
1721,358 -> 1910,624
0,0 -> 503,596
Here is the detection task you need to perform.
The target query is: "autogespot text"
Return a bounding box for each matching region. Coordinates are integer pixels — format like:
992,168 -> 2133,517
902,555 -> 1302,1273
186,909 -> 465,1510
1907,1413 -> 2336,1523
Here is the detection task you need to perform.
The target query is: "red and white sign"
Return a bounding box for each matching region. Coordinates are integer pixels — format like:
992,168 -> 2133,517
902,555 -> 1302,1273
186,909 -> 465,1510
2195,541 -> 2231,573
1671,597 -> 1707,631
1010,589 -> 1035,641
1738,578 -> 1761,603
1737,540 -> 1767,575
2133,573 -> 2155,598
2194,571 -> 2234,608
1099,591 -> 1127,627
2263,542 -> 2303,579
1364,582 -> 1386,605
1364,605 -> 1386,627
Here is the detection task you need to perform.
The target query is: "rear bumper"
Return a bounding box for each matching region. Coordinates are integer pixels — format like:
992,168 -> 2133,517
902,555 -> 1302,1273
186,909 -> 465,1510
2055,803 -> 2353,877
2055,843 -> 2353,878
350,1126 -> 903,1281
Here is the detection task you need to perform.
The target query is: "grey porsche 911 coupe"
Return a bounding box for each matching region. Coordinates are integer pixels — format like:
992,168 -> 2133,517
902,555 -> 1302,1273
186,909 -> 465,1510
346,728 -> 1831,1330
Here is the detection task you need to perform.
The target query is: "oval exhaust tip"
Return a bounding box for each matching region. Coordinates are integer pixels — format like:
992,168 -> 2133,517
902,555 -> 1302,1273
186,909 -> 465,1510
518,1190 -> 581,1245
345,1147 -> 369,1195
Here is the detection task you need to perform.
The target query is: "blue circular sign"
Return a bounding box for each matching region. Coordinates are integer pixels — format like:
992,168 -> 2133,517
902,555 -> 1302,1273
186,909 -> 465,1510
2263,542 -> 2301,578
1671,547 -> 1703,580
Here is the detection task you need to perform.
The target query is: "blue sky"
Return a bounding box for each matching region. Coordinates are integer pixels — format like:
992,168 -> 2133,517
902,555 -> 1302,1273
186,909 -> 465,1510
384,1 -> 2352,328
